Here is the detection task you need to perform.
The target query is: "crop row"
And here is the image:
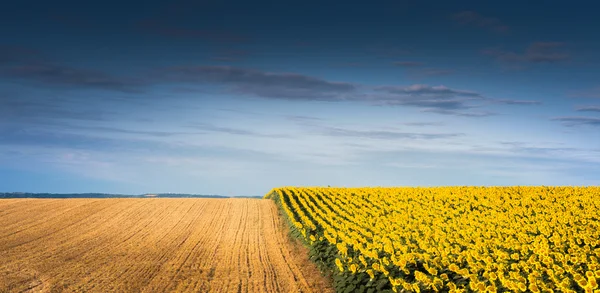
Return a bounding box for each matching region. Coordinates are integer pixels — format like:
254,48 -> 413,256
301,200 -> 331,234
265,186 -> 600,293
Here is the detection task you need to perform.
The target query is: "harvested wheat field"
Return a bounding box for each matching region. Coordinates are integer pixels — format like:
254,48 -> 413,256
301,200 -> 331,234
0,198 -> 332,293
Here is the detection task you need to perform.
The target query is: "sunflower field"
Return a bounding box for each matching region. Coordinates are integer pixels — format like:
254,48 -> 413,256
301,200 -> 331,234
265,186 -> 600,293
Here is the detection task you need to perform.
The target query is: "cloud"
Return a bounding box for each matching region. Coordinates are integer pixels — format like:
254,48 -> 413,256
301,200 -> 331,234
373,84 -> 485,111
0,63 -> 147,93
59,125 -> 206,138
186,123 -> 287,138
498,141 -> 579,155
285,115 -> 325,122
526,42 -> 570,63
392,61 -> 423,67
452,11 -> 509,33
422,109 -> 496,117
377,84 -> 484,99
481,141 -> 600,164
0,127 -> 141,152
0,45 -> 150,93
0,126 -> 289,186
321,126 -> 463,140
156,66 -> 354,91
483,42 -> 570,66
1,59 -> 505,120
401,122 -> 445,127
0,94 -> 112,124
215,108 -> 264,117
0,116 -> 207,142
569,88 -> 600,99
135,19 -> 247,43
0,123 -> 285,166
552,116 -> 600,127
491,99 -> 542,105
153,65 -> 356,100
575,106 -> 600,112
152,66 -> 497,117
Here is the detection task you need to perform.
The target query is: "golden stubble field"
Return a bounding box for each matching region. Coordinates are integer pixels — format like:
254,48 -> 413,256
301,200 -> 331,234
0,198 -> 332,293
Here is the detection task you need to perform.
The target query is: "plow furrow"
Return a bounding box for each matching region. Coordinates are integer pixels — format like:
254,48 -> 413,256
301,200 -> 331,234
0,198 -> 332,293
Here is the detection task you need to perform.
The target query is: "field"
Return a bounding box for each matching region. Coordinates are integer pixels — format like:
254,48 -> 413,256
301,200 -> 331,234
267,186 -> 600,293
3,187 -> 599,293
0,198 -> 331,293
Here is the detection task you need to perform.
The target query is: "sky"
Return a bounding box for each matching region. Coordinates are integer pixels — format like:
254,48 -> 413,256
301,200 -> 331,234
1,0 -> 599,196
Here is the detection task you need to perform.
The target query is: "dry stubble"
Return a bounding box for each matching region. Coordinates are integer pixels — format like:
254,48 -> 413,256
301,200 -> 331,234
0,198 -> 333,293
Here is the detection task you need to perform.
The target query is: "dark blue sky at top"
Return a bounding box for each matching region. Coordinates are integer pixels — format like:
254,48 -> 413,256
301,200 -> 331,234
1,0 -> 599,195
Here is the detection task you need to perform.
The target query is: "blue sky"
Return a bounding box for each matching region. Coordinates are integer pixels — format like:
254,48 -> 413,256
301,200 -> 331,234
1,0 -> 599,195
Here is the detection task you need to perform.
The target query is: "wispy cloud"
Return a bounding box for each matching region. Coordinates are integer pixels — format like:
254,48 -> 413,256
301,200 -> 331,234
2,60 -> 527,123
373,84 -> 485,112
483,42 -> 570,67
186,122 -> 288,138
376,84 -> 484,99
60,124 -> 206,138
152,65 -> 357,101
0,45 -> 149,93
497,141 -> 577,154
0,94 -> 112,123
291,121 -> 463,143
491,99 -> 542,105
569,87 -> 600,99
401,122 -> 445,127
552,116 -> 600,127
153,66 -> 506,118
285,115 -> 325,122
575,105 -> 600,112
0,127 -> 145,152
478,141 -> 600,164
322,126 -> 463,140
0,63 -> 148,93
0,124 -> 283,163
422,109 -> 496,117
525,42 -> 571,63
452,11 -> 509,33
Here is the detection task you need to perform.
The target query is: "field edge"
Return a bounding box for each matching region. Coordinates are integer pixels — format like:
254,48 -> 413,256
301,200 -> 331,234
265,191 -> 336,293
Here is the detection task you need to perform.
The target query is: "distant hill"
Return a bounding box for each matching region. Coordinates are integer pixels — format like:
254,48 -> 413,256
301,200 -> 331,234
0,192 -> 136,198
0,192 -> 258,199
152,193 -> 229,198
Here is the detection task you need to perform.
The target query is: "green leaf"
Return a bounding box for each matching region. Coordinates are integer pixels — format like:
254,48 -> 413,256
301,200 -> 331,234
343,284 -> 356,293
376,279 -> 389,290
